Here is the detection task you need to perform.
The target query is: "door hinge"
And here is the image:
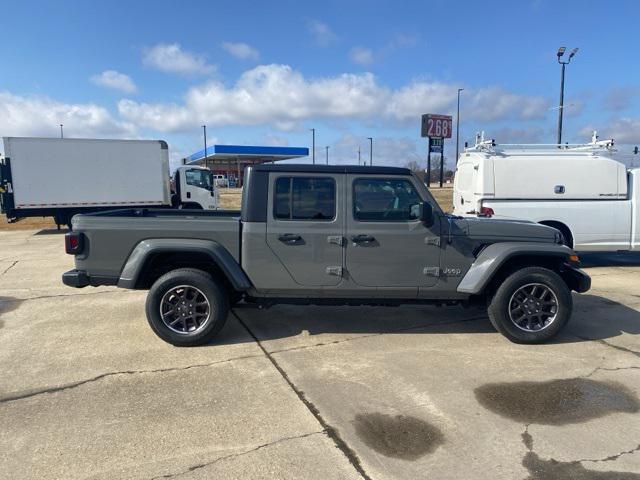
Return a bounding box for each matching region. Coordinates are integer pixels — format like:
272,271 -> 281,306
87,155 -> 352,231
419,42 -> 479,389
327,235 -> 344,246
425,236 -> 441,247
326,266 -> 343,276
423,267 -> 440,277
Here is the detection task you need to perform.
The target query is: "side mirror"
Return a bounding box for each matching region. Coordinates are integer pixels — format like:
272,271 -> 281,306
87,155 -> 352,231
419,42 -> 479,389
420,201 -> 434,225
411,201 -> 434,225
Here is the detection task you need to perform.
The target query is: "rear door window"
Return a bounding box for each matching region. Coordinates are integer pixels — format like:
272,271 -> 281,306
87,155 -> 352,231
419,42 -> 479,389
274,177 -> 336,221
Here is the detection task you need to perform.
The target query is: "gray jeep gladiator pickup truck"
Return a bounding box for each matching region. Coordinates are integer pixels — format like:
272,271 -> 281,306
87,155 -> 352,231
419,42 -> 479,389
62,164 -> 590,346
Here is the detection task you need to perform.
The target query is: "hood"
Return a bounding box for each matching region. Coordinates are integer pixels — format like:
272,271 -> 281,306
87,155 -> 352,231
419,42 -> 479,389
450,215 -> 560,243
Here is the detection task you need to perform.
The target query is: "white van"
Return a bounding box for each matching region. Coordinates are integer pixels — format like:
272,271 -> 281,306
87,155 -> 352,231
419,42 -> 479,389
453,134 -> 640,252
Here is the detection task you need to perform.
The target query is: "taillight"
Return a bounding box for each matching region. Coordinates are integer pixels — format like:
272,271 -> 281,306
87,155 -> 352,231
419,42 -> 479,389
479,206 -> 494,217
65,232 -> 84,255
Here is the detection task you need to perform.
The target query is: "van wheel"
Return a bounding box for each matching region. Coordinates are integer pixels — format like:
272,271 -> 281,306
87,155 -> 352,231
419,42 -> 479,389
487,267 -> 572,344
145,268 -> 229,346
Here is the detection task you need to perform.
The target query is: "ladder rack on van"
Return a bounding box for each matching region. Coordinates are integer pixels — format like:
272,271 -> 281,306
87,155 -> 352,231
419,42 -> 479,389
465,131 -> 615,155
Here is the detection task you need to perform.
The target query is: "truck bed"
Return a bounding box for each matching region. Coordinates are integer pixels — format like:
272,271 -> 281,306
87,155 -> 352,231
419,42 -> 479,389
72,209 -> 242,281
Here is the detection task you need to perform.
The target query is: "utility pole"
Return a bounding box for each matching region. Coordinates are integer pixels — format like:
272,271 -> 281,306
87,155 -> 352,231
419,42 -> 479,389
310,128 -> 316,164
202,125 -> 207,162
367,137 -> 373,166
556,47 -> 578,145
325,146 -> 329,165
60,124 -> 64,139
358,145 -> 361,165
455,88 -> 463,163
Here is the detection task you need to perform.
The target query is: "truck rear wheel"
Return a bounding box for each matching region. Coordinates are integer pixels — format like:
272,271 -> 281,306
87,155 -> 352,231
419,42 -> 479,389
145,268 -> 229,346
487,267 -> 572,344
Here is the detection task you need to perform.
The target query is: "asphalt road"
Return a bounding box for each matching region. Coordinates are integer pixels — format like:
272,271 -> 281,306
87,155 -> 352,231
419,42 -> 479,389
1,229 -> 639,479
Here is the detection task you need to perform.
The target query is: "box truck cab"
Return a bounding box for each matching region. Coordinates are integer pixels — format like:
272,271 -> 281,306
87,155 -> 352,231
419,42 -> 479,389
173,166 -> 219,210
453,133 -> 640,252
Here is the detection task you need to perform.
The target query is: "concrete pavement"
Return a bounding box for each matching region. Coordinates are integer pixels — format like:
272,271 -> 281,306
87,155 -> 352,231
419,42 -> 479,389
0,229 -> 639,479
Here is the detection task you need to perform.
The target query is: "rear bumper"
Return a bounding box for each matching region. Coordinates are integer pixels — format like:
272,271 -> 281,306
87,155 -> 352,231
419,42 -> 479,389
62,270 -> 89,288
562,263 -> 591,293
62,269 -> 118,288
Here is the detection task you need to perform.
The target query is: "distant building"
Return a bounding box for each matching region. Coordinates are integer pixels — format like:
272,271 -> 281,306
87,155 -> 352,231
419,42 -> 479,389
185,145 -> 309,186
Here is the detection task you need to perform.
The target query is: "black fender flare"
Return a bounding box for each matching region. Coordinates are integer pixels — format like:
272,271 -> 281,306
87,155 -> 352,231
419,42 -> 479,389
117,238 -> 251,290
456,242 -> 575,295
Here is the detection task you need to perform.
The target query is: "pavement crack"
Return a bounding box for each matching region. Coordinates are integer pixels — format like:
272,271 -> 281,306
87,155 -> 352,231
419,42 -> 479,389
582,365 -> 640,378
575,443 -> 640,464
575,336 -> 640,358
0,353 -> 262,404
231,309 -> 372,480
2,290 -> 132,304
521,422 -> 640,471
151,430 -> 326,480
521,423 -> 533,452
1,260 -> 18,276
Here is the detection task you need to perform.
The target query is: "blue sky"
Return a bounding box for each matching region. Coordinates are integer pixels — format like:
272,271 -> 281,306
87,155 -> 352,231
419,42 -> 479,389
1,0 -> 638,167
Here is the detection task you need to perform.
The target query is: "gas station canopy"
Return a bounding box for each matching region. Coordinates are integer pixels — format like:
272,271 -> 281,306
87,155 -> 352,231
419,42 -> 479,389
186,144 -> 309,164
185,144 -> 309,186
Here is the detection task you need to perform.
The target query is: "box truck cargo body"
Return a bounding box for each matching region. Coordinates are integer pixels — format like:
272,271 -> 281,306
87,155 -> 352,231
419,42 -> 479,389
453,140 -> 640,252
0,137 -> 218,227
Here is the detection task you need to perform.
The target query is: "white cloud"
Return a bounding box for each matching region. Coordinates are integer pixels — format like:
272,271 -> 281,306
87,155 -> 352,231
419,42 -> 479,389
489,126 -> 545,144
308,20 -> 337,46
349,47 -> 374,66
463,87 -> 550,121
90,70 -> 137,93
581,118 -> 640,145
330,134 -> 421,167
385,82 -> 459,121
142,43 -> 215,76
119,64 -> 382,132
118,64 -> 550,133
0,91 -> 136,139
222,42 -> 259,60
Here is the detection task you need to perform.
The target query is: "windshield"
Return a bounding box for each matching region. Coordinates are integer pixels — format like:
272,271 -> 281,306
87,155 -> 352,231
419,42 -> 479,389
185,169 -> 214,191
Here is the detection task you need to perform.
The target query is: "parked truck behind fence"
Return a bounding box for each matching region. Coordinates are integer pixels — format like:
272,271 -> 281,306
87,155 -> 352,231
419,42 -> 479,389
63,164 -> 591,346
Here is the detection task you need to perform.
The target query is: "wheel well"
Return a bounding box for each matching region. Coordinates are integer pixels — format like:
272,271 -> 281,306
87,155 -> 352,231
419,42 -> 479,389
181,202 -> 203,210
482,254 -> 572,300
135,251 -> 235,294
539,221 -> 573,248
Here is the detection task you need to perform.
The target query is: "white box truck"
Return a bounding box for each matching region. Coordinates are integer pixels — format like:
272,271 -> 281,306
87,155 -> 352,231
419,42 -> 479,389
453,133 -> 640,252
0,137 -> 219,227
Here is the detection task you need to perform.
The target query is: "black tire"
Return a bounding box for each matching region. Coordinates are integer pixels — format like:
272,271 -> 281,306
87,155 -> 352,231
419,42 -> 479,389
145,268 -> 229,347
487,267 -> 572,344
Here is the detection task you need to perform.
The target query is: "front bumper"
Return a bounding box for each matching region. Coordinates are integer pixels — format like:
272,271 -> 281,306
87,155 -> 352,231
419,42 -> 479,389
562,263 -> 591,293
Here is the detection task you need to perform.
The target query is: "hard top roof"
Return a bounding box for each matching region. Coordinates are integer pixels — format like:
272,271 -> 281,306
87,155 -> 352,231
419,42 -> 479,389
252,164 -> 411,175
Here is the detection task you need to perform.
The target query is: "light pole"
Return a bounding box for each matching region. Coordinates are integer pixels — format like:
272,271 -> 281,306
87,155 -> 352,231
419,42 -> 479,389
455,88 -> 463,163
310,128 -> 316,165
358,145 -> 361,165
556,47 -> 578,145
60,124 -> 64,139
367,137 -> 373,165
202,125 -> 207,163
325,146 -> 329,165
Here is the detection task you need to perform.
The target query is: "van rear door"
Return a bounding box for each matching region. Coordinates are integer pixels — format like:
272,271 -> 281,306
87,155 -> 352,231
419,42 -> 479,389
453,161 -> 477,214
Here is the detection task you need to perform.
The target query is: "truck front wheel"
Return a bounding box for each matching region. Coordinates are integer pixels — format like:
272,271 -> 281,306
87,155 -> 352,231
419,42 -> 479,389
487,267 -> 572,344
145,268 -> 229,346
